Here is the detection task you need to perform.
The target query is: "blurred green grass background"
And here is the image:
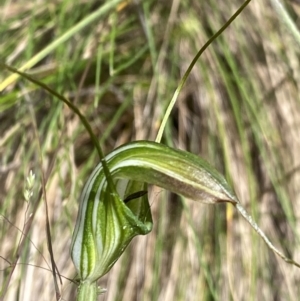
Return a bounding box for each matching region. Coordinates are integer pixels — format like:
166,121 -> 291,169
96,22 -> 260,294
1,0 -> 300,300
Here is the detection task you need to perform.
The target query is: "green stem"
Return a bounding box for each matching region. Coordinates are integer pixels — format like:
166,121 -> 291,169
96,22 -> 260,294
0,63 -> 117,195
155,0 -> 252,143
77,281 -> 97,301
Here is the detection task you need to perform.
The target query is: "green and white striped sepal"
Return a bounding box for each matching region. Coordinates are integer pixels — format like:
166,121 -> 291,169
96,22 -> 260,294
71,140 -> 300,301
71,140 -> 238,284
71,178 -> 151,283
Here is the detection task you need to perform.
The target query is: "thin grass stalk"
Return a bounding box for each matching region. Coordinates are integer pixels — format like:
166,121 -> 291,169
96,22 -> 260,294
155,0 -> 252,143
0,0 -> 124,92
269,0 -> 300,45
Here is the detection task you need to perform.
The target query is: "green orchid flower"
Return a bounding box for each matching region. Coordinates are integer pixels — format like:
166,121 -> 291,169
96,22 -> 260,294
71,140 -> 300,301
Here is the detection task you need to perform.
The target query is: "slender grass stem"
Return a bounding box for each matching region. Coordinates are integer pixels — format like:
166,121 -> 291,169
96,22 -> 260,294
155,0 -> 252,143
0,0 -> 124,92
269,0 -> 300,45
0,62 -> 117,195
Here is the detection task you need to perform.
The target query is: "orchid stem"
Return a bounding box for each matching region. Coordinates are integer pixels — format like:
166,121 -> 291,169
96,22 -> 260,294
76,281 -> 97,301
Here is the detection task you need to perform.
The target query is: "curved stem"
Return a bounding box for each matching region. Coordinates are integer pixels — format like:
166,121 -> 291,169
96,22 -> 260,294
155,0 -> 252,143
0,62 -> 117,194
